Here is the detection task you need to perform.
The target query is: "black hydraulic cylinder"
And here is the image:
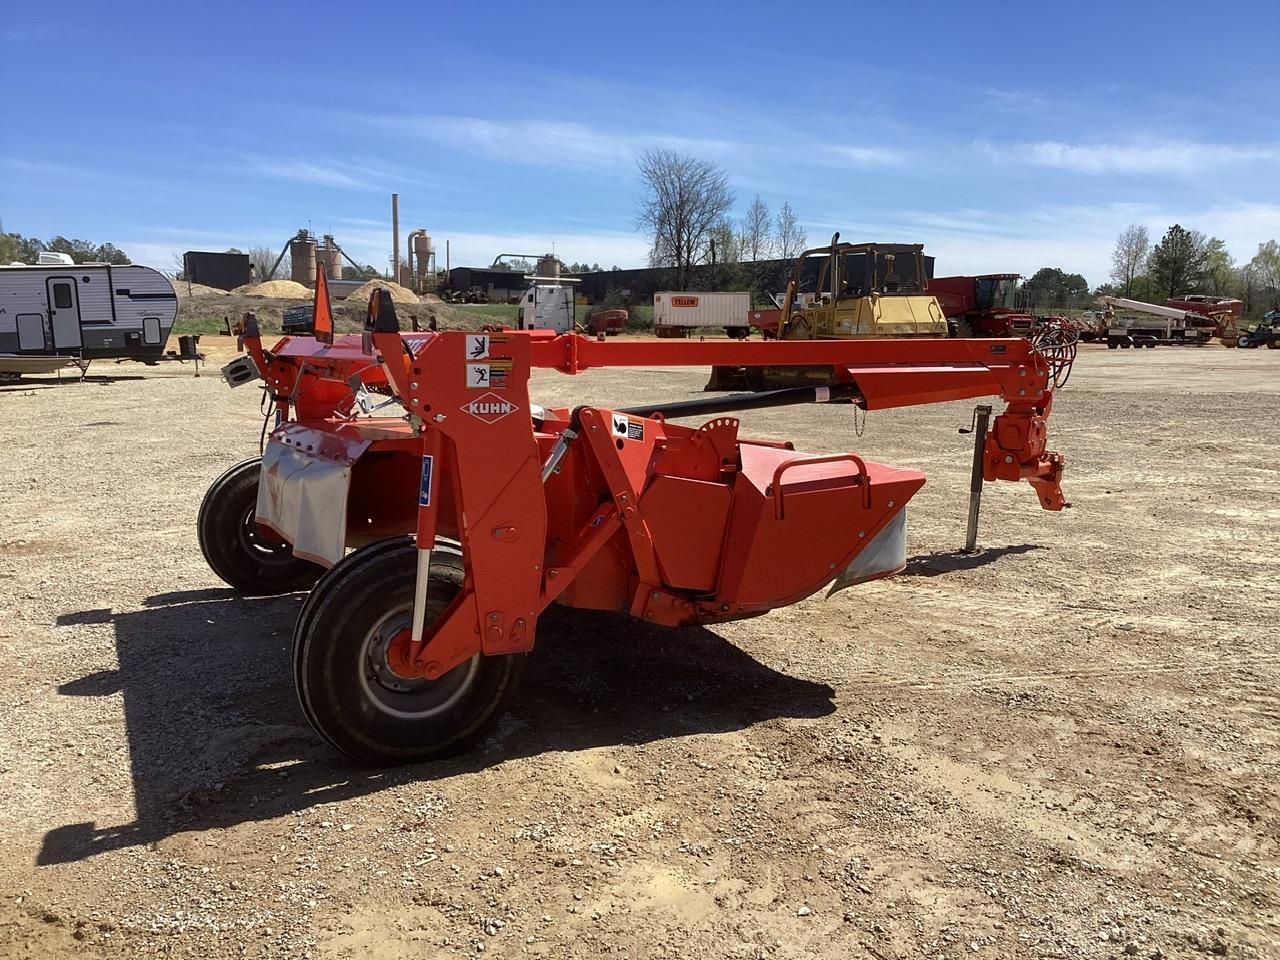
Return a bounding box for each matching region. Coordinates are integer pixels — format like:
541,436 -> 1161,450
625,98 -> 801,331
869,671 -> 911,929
619,382 -> 862,420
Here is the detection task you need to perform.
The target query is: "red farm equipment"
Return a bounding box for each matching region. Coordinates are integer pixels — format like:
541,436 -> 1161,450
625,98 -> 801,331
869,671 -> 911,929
928,274 -> 1035,338
586,308 -> 627,336
1165,294 -> 1243,346
202,287 -> 1071,765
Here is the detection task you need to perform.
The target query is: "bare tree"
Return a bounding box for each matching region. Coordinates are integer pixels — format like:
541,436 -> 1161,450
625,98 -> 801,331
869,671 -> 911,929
636,149 -> 735,289
774,201 -> 807,259
741,194 -> 772,262
248,244 -> 288,281
709,220 -> 743,265
1108,224 -> 1149,298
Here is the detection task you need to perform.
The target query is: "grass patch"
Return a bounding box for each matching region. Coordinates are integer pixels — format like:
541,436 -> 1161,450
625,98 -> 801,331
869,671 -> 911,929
446,303 -> 522,323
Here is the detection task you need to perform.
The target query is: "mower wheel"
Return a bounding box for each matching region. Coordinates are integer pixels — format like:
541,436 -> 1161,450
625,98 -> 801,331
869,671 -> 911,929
197,457 -> 324,595
1268,339 -> 1279,350
293,539 -> 524,766
292,536 -> 413,735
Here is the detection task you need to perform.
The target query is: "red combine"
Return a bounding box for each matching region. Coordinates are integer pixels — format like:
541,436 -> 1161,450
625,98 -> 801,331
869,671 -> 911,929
927,274 -> 1035,337
202,287 -> 1070,765
1165,294 -> 1243,345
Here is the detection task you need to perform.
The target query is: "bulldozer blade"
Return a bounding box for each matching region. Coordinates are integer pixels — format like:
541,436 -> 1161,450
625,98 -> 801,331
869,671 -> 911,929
704,365 -> 748,391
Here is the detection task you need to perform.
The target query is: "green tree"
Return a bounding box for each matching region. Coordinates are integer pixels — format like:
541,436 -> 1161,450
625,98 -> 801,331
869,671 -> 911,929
0,229 -> 129,264
1148,224 -> 1208,298
1248,240 -> 1280,312
93,242 -> 130,265
0,231 -> 45,263
1201,237 -> 1234,295
1021,267 -> 1090,308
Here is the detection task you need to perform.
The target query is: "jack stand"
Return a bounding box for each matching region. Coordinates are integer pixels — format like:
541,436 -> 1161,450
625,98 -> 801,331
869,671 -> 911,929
960,404 -> 992,552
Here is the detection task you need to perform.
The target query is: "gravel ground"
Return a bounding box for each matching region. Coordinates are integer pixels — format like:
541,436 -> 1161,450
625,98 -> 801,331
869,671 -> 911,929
0,341 -> 1276,959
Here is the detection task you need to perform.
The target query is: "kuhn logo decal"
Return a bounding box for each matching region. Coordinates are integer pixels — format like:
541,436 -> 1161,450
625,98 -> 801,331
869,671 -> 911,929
670,295 -> 699,308
461,392 -> 519,424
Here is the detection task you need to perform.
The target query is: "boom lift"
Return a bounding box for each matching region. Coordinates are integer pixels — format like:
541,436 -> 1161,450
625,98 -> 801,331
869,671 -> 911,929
1099,296 -> 1230,348
203,286 -> 1070,766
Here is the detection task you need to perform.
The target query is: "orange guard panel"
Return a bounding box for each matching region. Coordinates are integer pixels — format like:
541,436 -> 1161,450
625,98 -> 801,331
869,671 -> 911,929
718,445 -> 925,608
640,475 -> 732,592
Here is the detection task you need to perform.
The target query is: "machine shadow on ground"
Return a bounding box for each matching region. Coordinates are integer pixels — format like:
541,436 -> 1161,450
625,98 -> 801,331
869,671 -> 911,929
0,374 -> 150,393
901,543 -> 1043,577
39,590 -> 835,866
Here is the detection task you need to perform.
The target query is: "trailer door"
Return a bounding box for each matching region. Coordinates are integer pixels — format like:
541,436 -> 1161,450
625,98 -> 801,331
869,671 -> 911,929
47,277 -> 82,350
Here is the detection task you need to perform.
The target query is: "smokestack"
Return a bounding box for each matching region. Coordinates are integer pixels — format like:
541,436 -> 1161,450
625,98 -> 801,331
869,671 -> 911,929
392,193 -> 400,282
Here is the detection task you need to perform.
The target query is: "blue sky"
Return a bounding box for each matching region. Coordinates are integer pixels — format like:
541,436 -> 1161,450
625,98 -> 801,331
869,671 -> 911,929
2,0 -> 1277,286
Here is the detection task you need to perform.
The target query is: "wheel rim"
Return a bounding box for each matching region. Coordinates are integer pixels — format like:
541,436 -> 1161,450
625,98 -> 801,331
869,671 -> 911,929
237,505 -> 296,566
358,601 -> 478,720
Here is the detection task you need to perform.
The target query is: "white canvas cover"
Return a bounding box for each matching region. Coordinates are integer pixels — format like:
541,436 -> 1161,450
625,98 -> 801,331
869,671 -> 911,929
256,440 -> 353,566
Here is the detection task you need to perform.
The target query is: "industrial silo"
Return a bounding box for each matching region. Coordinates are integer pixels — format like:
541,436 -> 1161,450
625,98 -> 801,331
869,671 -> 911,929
290,234 -> 318,285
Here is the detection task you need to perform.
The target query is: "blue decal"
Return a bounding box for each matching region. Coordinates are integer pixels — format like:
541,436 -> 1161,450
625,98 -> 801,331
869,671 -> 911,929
419,454 -> 434,507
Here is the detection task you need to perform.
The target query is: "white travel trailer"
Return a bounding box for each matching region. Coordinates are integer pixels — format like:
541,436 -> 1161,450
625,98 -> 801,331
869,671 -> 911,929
0,263 -> 178,375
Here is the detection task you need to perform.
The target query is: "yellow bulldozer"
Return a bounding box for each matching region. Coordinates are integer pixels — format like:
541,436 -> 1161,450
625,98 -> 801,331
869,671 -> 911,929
706,234 -> 948,390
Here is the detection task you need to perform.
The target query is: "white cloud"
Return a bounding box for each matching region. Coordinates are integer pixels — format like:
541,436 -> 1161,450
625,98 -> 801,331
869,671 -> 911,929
379,115 -> 736,175
244,157 -> 372,190
979,138 -> 1280,175
822,145 -> 904,167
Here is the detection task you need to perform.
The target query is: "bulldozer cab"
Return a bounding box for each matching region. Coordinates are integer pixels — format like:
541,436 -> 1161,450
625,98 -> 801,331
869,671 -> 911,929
778,235 -> 946,340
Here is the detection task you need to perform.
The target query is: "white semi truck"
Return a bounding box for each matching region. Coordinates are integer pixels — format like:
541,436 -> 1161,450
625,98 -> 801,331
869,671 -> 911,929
515,283 -> 575,334
654,291 -> 751,339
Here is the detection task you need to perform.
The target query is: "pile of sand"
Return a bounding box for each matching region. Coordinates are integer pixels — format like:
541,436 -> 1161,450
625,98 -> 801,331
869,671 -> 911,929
174,281 -> 231,298
343,280 -> 420,305
233,280 -> 312,299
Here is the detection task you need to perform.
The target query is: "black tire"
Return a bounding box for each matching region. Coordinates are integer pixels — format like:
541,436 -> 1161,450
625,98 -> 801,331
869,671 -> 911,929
1267,339 -> 1279,350
294,539 -> 525,766
197,458 -> 325,595
292,536 -> 413,737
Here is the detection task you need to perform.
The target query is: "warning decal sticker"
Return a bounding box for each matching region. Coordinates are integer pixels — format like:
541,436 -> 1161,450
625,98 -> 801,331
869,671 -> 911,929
612,413 -> 644,441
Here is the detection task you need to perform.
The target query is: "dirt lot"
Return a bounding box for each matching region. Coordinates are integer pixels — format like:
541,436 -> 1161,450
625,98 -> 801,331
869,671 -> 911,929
0,341 -> 1276,959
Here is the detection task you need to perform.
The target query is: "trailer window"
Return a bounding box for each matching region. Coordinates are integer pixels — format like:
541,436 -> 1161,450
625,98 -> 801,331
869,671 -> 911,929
53,283 -> 74,309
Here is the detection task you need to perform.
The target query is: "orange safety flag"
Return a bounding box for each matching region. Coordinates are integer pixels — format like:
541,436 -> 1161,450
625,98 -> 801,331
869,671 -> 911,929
313,269 -> 334,344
